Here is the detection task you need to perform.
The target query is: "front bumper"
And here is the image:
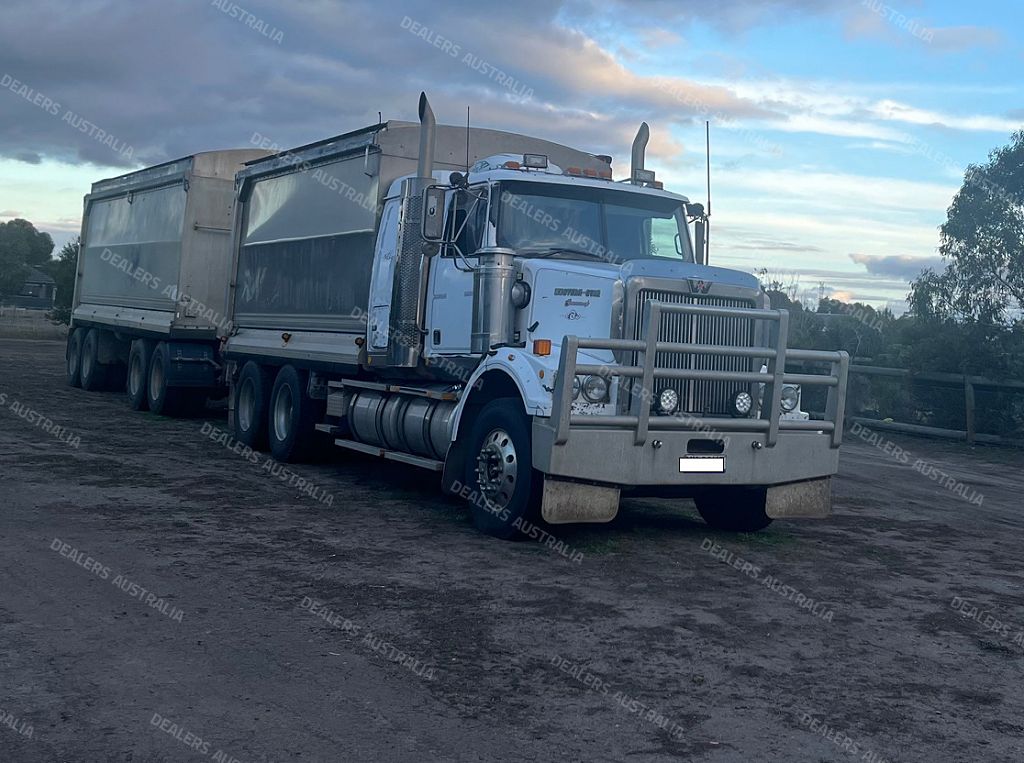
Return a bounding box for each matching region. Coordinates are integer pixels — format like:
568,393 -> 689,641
532,422 -> 839,488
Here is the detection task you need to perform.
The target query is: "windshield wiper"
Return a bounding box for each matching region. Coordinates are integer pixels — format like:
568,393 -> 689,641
520,247 -> 602,259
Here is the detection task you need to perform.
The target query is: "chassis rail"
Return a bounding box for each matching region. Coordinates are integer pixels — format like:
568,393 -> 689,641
550,302 -> 849,448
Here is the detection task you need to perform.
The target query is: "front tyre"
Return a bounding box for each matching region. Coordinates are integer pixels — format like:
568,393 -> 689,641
695,487 -> 773,532
462,398 -> 542,539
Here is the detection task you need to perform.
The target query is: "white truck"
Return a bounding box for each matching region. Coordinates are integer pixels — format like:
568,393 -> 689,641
67,93 -> 849,538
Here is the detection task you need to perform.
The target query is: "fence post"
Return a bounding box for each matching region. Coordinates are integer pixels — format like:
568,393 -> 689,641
964,376 -> 976,446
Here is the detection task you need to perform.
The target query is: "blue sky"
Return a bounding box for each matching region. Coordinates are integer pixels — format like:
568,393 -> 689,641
0,0 -> 1020,310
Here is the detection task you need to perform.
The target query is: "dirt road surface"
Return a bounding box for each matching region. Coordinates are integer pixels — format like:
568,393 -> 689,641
2,338 -> 1022,762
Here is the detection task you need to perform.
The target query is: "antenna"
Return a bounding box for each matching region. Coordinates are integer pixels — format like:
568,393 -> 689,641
705,120 -> 712,263
465,106 -> 471,175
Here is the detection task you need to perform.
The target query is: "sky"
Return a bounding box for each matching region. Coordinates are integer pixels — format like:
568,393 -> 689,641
0,0 -> 1021,311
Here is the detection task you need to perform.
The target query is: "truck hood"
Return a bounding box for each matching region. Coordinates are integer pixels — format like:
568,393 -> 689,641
520,256 -> 761,291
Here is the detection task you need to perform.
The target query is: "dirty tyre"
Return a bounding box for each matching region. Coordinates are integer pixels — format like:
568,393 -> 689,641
696,487 -> 773,532
79,329 -> 108,391
232,361 -> 273,449
66,329 -> 83,387
147,342 -> 189,416
126,339 -> 153,410
462,398 -> 542,540
268,365 -> 322,463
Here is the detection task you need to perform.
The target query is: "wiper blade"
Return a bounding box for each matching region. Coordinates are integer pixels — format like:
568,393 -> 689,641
521,247 -> 601,259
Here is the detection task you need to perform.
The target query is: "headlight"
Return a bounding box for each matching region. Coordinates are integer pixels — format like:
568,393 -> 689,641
571,376 -> 581,400
656,388 -> 678,415
510,280 -> 531,309
780,385 -> 800,412
731,390 -> 753,417
582,375 -> 609,403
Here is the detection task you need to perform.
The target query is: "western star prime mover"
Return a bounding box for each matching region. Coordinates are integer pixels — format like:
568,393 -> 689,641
66,93 -> 849,538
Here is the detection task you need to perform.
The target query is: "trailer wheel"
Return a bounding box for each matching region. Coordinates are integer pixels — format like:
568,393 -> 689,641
695,487 -> 773,532
462,398 -> 543,540
268,365 -> 323,463
79,329 -> 109,391
66,329 -> 83,387
232,361 -> 273,448
126,339 -> 154,410
146,342 -> 190,416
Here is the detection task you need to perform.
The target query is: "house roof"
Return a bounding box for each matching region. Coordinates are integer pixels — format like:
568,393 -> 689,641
25,267 -> 55,284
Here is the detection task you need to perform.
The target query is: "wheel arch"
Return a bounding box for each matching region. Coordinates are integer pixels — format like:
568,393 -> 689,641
441,367 -> 530,496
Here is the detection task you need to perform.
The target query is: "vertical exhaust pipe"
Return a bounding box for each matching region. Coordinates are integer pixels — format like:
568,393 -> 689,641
630,122 -> 649,183
417,91 -> 436,179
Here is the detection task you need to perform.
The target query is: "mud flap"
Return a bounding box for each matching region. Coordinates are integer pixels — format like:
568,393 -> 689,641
765,477 -> 832,519
541,477 -> 620,524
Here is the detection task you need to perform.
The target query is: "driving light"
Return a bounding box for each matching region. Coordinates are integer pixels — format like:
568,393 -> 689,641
523,153 -> 548,169
572,376 -> 581,401
582,375 -> 609,403
656,388 -> 678,415
632,168 -> 656,184
731,390 -> 753,417
781,385 -> 800,412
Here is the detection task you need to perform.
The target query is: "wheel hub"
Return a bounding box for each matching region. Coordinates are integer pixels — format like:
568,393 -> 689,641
475,428 -> 517,510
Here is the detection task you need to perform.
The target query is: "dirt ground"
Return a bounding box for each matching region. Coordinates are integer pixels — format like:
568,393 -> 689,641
1,337 -> 1023,763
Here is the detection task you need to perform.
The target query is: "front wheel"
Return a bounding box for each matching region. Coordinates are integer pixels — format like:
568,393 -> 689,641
462,398 -> 542,539
695,487 -> 773,532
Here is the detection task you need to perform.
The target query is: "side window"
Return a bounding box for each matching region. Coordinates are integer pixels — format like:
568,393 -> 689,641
451,188 -> 488,256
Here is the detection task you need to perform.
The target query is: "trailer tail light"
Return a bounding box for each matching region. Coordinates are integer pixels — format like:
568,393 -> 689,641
533,339 -> 552,356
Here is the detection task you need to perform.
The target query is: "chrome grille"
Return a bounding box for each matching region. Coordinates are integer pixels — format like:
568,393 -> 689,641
630,289 -> 756,415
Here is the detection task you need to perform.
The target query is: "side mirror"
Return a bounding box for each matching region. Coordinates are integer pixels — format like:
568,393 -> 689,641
421,185 -> 446,243
693,219 -> 706,265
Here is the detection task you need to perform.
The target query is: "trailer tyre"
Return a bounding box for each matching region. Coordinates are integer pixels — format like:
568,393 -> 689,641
79,329 -> 109,391
233,361 -> 273,448
126,339 -> 154,410
695,487 -> 774,532
66,329 -> 83,388
146,342 -> 196,416
268,365 -> 322,463
462,398 -> 543,540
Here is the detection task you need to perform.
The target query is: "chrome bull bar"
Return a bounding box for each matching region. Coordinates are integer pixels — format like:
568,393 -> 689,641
550,301 -> 850,448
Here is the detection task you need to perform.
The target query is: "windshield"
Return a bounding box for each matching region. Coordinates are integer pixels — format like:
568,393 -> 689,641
495,181 -> 692,263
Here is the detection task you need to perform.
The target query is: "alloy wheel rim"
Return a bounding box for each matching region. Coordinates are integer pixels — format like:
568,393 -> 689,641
475,428 -> 518,511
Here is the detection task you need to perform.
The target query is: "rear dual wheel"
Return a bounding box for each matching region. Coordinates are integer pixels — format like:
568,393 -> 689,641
146,342 -> 205,417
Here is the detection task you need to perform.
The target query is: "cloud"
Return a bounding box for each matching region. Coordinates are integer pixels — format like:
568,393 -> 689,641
927,25 -> 1004,53
728,238 -> 824,253
849,252 -> 945,279
0,209 -> 22,217
14,151 -> 42,164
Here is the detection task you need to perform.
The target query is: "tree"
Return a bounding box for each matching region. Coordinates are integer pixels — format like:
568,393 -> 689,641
0,218 -> 55,297
43,236 -> 80,324
910,130 -> 1024,323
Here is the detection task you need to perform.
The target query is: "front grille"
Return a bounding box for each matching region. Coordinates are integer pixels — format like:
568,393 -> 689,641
629,289 -> 756,415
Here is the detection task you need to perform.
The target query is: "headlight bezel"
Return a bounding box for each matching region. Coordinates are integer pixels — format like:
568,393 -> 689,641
581,374 -> 610,403
780,385 -> 800,413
